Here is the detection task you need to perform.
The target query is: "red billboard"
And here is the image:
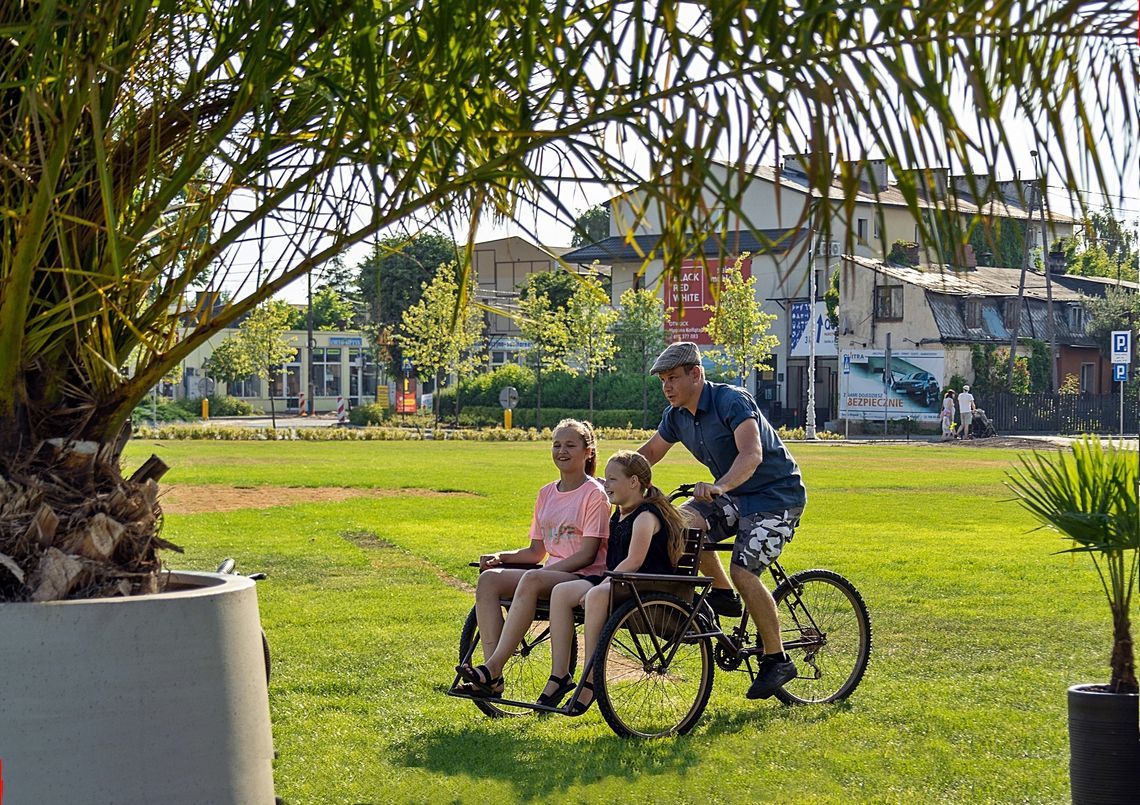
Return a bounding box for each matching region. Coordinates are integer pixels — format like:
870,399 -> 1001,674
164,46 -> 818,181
663,257 -> 752,345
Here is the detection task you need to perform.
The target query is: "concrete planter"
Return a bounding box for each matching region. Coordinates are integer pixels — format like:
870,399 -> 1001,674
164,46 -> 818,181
0,571 -> 274,804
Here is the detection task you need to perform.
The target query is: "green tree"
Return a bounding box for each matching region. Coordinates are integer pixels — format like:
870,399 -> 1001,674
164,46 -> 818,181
571,205 -> 611,247
395,265 -> 486,425
703,259 -> 779,385
358,233 -> 457,324
565,275 -> 619,418
205,302 -> 297,428
1087,289 -> 1140,361
521,270 -> 579,312
518,292 -> 572,429
308,287 -> 358,331
0,0 -> 1130,599
614,288 -> 667,427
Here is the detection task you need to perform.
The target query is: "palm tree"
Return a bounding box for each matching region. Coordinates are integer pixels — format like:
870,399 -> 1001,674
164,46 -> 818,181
0,0 -> 1135,601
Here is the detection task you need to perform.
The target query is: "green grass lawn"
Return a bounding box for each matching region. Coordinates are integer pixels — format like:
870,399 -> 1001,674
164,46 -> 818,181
122,439 -> 1108,804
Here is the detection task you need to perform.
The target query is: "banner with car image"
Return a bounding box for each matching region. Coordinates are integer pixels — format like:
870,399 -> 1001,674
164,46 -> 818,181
839,349 -> 946,422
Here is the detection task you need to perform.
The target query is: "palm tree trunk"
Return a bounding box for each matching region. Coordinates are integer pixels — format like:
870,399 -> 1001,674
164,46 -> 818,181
1110,603 -> 1138,693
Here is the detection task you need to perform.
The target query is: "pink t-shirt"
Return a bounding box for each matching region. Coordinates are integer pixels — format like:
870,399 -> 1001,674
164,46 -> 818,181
529,477 -> 610,576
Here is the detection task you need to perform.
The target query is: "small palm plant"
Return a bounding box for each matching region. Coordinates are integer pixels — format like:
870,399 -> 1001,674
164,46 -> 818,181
1007,437 -> 1139,694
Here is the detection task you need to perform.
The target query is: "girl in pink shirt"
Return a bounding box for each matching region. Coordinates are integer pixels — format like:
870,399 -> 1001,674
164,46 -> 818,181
457,420 -> 610,699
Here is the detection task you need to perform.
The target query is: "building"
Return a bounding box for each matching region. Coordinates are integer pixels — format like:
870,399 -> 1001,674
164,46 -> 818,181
836,253 -> 1137,423
561,155 -> 1077,426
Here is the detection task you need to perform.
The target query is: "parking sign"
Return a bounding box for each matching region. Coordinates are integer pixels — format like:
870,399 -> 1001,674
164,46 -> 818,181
1113,364 -> 1128,382
1110,330 -> 1131,364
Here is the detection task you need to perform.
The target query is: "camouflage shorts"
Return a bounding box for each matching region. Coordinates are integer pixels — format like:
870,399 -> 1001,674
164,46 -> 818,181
683,495 -> 803,574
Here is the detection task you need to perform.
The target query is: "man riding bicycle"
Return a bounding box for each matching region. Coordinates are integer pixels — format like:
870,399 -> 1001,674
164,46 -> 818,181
636,341 -> 807,699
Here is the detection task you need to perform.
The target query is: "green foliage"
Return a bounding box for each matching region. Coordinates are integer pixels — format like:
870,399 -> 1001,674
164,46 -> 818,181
1086,288 -> 1140,360
824,266 -> 840,327
1007,437 -> 1139,692
348,403 -> 391,426
308,287 -> 359,331
571,205 -> 611,248
131,396 -> 194,424
395,262 -> 485,422
564,274 -> 619,413
1059,373 -> 1081,394
970,343 -> 1031,395
1024,339 -> 1052,393
176,395 -> 260,417
614,288 -> 666,427
357,234 -> 458,329
517,290 -> 573,427
968,218 -> 1026,267
519,270 -> 579,311
887,240 -> 918,265
702,256 -> 779,382
207,302 -> 298,398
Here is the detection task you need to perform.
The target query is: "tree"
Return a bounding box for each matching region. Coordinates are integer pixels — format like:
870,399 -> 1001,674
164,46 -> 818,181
565,275 -> 619,418
1087,289 -> 1140,361
521,270 -> 579,312
571,205 -> 611,247
395,264 -> 486,425
309,287 -> 358,331
703,259 -> 779,385
358,234 -> 458,330
614,289 -> 667,427
0,0 -> 1130,600
518,292 -> 572,429
205,302 -> 297,428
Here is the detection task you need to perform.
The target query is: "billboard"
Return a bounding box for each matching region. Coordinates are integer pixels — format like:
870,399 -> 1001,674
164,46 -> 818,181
839,349 -> 945,422
789,301 -> 837,358
664,257 -> 752,345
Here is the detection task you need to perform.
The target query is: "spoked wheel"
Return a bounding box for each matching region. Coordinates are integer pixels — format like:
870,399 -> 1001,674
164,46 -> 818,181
594,593 -> 713,738
457,605 -> 576,718
771,569 -> 872,704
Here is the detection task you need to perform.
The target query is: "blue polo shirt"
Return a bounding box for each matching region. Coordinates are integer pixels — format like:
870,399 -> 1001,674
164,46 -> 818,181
658,381 -> 806,516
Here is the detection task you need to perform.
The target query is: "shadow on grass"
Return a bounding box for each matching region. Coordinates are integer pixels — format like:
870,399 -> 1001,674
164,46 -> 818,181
385,687 -> 855,800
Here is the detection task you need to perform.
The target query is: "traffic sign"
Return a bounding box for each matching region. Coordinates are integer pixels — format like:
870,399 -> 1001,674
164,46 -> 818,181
842,353 -> 851,375
1113,363 -> 1128,382
1110,330 -> 1131,364
499,386 -> 519,410
401,358 -> 414,374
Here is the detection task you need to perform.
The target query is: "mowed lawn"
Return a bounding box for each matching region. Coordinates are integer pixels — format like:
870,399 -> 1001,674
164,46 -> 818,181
122,439 -> 1108,804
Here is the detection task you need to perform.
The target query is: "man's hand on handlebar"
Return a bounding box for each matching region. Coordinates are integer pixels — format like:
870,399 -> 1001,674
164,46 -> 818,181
479,553 -> 502,571
690,482 -> 725,501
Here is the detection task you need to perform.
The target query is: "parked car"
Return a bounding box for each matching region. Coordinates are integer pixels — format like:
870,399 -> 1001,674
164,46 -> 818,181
892,371 -> 939,407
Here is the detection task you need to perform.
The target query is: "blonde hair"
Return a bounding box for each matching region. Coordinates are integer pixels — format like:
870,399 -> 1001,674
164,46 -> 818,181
605,450 -> 686,566
553,418 -> 598,476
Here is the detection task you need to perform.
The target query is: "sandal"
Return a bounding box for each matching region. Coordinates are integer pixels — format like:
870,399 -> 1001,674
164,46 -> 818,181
454,663 -> 504,698
536,674 -> 576,708
567,681 -> 595,717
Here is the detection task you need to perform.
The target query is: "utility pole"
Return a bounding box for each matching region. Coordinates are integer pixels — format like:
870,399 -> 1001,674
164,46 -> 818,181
805,227 -> 819,439
1037,148 -> 1059,393
1006,150 -> 1037,386
307,269 -> 315,415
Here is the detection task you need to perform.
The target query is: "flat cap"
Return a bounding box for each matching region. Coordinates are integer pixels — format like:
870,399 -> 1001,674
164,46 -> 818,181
650,341 -> 701,374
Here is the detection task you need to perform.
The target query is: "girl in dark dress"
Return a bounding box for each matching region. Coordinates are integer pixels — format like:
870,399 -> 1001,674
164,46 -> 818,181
539,450 -> 686,714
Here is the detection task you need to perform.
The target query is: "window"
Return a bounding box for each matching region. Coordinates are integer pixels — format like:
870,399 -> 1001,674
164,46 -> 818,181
965,298 -> 982,329
349,349 -> 377,401
874,285 -> 904,320
268,350 -> 300,398
1080,362 -> 1095,394
312,347 -> 342,396
856,218 -> 868,241
1066,303 -> 1085,331
873,219 -> 881,239
1004,298 -> 1020,331
229,376 -> 260,398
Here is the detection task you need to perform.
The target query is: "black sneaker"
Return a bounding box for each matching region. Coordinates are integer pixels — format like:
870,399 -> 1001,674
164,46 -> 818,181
746,654 -> 797,700
707,588 -> 742,617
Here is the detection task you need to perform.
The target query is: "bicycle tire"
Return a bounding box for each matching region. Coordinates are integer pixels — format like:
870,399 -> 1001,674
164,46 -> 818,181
457,604 -> 576,718
771,568 -> 871,704
594,593 -> 714,738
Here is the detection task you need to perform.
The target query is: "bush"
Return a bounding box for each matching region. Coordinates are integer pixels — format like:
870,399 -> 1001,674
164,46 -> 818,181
131,396 -> 194,423
348,403 -> 391,426
176,395 -> 261,417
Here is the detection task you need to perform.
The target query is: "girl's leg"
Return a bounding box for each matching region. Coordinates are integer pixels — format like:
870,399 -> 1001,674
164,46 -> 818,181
580,582 -> 612,684
473,568 -> 528,662
484,569 -> 580,678
544,579 -> 594,697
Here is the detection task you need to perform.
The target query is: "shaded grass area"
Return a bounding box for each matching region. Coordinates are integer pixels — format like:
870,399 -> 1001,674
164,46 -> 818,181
123,440 -> 1101,804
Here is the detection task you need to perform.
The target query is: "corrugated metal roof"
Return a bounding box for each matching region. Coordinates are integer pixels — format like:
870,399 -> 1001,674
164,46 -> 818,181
927,293 -> 1094,346
561,228 -> 802,264
846,255 -> 1085,301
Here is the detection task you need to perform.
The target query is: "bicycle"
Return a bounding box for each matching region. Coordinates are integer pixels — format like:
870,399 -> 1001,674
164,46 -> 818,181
449,485 -> 872,738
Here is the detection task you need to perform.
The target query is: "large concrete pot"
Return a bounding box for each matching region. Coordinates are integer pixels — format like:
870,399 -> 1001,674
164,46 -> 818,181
0,571 -> 274,804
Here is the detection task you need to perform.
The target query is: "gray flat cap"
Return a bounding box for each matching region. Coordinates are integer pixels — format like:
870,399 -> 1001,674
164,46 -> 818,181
650,341 -> 701,374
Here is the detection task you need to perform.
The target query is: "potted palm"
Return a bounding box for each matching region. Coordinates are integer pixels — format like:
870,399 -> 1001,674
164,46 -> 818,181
1007,437 -> 1139,803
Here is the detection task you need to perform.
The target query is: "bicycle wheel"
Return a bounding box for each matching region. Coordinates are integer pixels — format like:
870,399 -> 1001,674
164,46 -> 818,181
771,569 -> 871,704
457,605 -> 576,718
594,593 -> 714,738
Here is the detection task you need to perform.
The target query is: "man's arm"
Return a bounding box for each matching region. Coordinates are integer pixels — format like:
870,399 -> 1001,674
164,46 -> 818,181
637,432 -> 673,466
694,418 -> 763,500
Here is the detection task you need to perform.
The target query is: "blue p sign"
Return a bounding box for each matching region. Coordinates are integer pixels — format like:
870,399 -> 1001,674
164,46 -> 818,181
1113,363 -> 1128,382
